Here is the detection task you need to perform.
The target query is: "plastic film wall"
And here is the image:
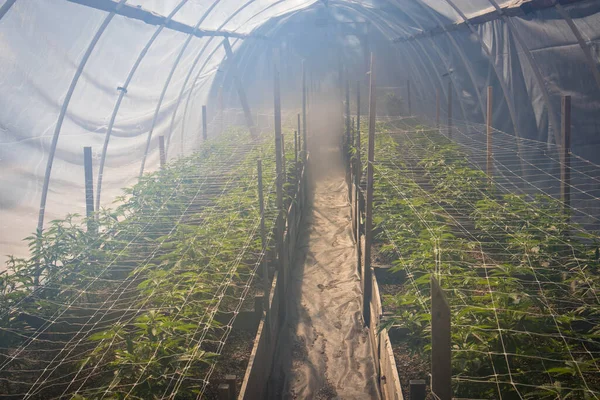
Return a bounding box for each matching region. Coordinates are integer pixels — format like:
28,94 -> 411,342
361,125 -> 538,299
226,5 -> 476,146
1,0 -> 600,266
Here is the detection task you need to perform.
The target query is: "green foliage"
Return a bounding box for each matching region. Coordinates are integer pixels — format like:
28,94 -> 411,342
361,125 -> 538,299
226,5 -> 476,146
370,123 -> 600,398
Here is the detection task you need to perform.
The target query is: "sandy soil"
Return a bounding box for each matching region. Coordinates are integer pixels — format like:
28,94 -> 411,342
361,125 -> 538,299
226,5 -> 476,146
267,142 -> 380,399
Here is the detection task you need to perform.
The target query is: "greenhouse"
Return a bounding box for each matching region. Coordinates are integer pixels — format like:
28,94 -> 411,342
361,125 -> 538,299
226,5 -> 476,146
1,0 -> 600,398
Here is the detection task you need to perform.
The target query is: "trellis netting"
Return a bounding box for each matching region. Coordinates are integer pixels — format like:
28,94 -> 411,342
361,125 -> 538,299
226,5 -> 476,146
1,0 -> 599,274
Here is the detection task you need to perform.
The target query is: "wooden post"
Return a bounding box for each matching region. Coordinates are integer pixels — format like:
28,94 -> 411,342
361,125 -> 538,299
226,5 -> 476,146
158,135 -> 166,168
83,147 -> 95,233
410,379 -> 427,400
436,87 -> 440,130
223,38 -> 257,137
218,384 -> 230,400
274,64 -> 285,309
302,60 -> 307,158
202,105 -> 208,141
297,113 -> 301,156
561,95 -> 571,214
407,79 -> 411,116
447,81 -> 453,138
218,85 -> 224,134
356,81 -> 362,274
364,53 -> 376,327
294,130 -> 298,166
346,79 -> 352,202
431,276 -> 452,400
281,132 -> 287,185
225,375 -> 237,400
257,160 -> 267,283
486,86 -> 493,182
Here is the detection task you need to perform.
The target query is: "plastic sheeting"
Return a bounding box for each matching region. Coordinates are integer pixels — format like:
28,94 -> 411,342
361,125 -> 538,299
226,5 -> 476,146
1,0 -> 600,265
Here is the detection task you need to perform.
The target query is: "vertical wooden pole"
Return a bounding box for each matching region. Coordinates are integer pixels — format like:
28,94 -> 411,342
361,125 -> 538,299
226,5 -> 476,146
218,85 -> 224,134
431,276 -> 452,400
297,113 -> 301,155
356,81 -> 362,274
257,160 -> 267,284
83,146 -> 95,233
225,375 -> 237,400
281,132 -> 287,185
410,380 -> 427,400
346,78 -> 352,202
274,64 -> 286,313
436,87 -> 440,130
486,86 -> 493,182
364,53 -> 376,327
407,79 -> 411,116
561,95 -> 571,214
202,105 -> 208,141
158,135 -> 166,169
294,130 -> 298,166
447,81 -> 453,138
302,60 -> 307,158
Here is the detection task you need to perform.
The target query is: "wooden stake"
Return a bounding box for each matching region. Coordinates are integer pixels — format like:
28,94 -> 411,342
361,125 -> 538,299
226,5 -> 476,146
302,60 -> 307,157
257,160 -> 267,283
225,375 -> 237,400
561,95 -> 571,214
486,86 -> 493,182
83,146 -> 95,233
431,276 -> 452,400
364,53 -> 376,327
294,130 -> 298,166
410,380 -> 426,400
436,87 -> 440,130
218,85 -> 224,134
297,113 -> 301,155
447,81 -> 453,138
158,135 -> 166,168
274,63 -> 285,296
356,81 -> 362,274
407,79 -> 411,116
202,105 -> 208,141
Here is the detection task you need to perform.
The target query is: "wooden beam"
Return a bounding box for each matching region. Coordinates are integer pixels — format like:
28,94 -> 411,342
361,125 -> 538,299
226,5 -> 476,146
431,276 -> 452,400
67,0 -> 260,40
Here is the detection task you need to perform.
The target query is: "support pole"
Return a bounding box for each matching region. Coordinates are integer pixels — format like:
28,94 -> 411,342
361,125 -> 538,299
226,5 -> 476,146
431,276 -> 452,400
302,60 -> 307,158
83,146 -> 95,233
257,160 -> 267,284
294,130 -> 298,166
364,53 -> 376,327
218,85 -> 224,134
561,95 -> 571,214
355,81 -> 362,274
447,81 -> 453,138
436,87 -> 440,130
346,78 -> 352,202
223,38 -> 257,137
486,86 -> 493,182
410,380 -> 427,400
225,375 -> 237,400
158,135 -> 166,168
297,113 -> 301,154
407,79 -> 411,116
202,105 -> 208,141
274,64 -> 285,313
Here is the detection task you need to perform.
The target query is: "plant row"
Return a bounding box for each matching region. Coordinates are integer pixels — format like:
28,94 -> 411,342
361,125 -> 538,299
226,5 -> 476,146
354,119 -> 600,399
0,126 -> 302,399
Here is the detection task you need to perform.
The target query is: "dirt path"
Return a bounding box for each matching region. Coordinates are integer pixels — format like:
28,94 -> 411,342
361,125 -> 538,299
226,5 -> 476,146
268,144 -> 380,399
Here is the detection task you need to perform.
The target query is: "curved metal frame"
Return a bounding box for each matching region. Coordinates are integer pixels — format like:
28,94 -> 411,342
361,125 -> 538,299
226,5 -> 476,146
37,0 -> 128,232
95,0 -> 190,210
137,0 -> 222,177
487,0 -> 561,146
